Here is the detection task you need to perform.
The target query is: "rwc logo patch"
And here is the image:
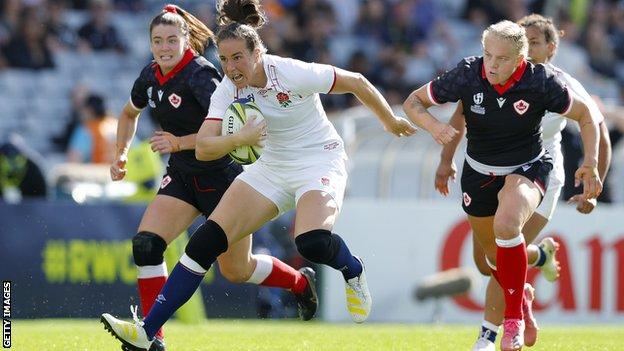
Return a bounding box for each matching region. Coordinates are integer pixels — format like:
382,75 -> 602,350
168,93 -> 182,108
513,99 -> 529,115
147,87 -> 156,108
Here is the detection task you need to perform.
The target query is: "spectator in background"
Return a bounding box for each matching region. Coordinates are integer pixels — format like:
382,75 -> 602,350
2,6 -> 54,70
463,0 -> 506,24
77,0 -> 126,54
52,84 -> 91,153
46,0 -> 78,51
386,1 -> 427,53
67,94 -> 117,164
584,22 -> 617,77
112,0 -> 145,12
354,0 -> 390,44
0,0 -> 23,45
610,2 -> 624,62
279,13 -> 306,58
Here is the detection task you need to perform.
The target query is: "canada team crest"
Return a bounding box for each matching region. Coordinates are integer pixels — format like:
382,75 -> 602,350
168,93 -> 182,108
513,99 -> 529,115
161,175 -> 172,189
462,192 -> 471,207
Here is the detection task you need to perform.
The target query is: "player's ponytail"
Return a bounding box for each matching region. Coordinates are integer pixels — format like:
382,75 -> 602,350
215,0 -> 267,54
216,0 -> 266,28
150,4 -> 214,54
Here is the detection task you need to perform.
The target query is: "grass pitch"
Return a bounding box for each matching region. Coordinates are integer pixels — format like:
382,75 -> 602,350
10,319 -> 624,350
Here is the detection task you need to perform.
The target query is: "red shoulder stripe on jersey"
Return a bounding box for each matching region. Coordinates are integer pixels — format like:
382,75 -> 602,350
482,59 -> 527,95
154,48 -> 196,86
204,117 -> 222,121
327,68 -> 337,93
427,81 -> 441,105
560,88 -> 574,115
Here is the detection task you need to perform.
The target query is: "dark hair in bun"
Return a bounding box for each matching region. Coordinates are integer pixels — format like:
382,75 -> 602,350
216,0 -> 267,53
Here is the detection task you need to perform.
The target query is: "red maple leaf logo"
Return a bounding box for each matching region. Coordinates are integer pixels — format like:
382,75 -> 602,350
513,99 -> 529,115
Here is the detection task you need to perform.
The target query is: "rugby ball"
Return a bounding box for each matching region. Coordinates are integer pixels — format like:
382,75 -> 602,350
221,98 -> 264,165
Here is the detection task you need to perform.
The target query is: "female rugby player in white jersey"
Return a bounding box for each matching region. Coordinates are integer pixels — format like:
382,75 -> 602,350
103,4 -> 320,351
100,1 -> 416,349
433,14 -> 612,351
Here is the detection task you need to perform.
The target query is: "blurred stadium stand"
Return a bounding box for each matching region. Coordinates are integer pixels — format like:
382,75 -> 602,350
1,0 -> 623,203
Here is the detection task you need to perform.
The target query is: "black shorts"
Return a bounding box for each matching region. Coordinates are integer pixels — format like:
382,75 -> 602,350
157,164 -> 243,217
460,155 -> 553,217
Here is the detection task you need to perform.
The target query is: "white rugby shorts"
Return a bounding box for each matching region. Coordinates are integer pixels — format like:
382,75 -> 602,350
534,154 -> 564,220
236,155 -> 348,216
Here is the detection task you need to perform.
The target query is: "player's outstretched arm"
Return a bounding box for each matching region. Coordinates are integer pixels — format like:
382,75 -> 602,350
195,117 -> 266,161
329,67 -> 416,137
110,102 -> 141,181
568,121 -> 611,213
563,99 -> 602,200
402,85 -> 458,145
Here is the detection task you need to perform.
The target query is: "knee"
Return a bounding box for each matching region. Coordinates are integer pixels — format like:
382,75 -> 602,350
295,229 -> 336,264
185,220 -> 229,271
132,232 -> 167,266
492,213 -> 522,238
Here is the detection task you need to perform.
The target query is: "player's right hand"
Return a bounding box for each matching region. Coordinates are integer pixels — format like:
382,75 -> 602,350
430,121 -> 458,145
238,117 -> 267,147
434,160 -> 457,196
110,153 -> 128,181
574,164 -> 602,200
383,116 -> 417,137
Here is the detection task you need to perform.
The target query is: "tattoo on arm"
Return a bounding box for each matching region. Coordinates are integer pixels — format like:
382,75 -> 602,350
580,120 -> 594,129
409,95 -> 427,114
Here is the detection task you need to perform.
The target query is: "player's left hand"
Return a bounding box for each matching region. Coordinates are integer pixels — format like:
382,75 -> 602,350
574,164 -> 602,200
150,131 -> 181,154
383,116 -> 417,137
567,194 -> 597,214
434,160 -> 457,196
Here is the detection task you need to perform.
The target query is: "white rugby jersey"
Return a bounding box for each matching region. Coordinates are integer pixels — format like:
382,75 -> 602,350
208,54 -> 346,164
541,63 -> 605,184
542,63 -> 604,185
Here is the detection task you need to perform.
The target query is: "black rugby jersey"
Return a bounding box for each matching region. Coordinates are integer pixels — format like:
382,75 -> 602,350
429,56 -> 572,166
130,49 -> 233,174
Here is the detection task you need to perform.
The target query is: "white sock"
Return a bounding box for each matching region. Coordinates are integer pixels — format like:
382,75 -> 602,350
179,253 -> 207,274
137,262 -> 168,279
246,254 -> 273,284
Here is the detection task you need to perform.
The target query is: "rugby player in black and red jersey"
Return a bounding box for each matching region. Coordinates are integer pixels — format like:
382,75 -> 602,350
403,20 -> 602,351
433,15 -> 613,351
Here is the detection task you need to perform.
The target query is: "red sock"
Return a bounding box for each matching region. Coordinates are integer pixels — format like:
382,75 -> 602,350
496,236 -> 527,320
251,255 -> 308,294
138,275 -> 166,340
